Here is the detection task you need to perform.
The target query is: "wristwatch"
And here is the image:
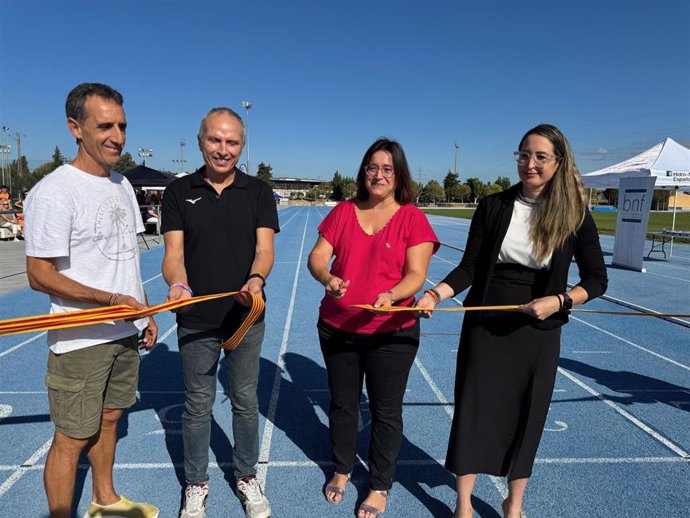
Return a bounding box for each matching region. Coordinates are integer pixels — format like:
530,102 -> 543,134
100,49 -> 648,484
561,292 -> 573,311
247,273 -> 266,286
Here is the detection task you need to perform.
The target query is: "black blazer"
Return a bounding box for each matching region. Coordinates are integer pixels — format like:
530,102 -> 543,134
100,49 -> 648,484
442,184 -> 608,329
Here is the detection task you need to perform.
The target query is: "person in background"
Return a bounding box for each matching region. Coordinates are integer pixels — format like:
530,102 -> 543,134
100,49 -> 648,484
161,107 -> 279,518
0,199 -> 21,240
24,82 -> 159,518
308,138 -> 439,518
415,124 -> 607,518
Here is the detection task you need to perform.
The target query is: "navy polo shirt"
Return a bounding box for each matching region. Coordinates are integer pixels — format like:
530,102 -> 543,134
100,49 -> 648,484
161,167 -> 280,332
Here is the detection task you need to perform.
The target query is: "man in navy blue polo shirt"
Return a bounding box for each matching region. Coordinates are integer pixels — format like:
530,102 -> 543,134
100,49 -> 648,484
161,107 -> 279,518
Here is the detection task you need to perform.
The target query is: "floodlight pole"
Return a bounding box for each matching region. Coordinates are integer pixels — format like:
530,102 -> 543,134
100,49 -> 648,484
241,101 -> 252,174
137,148 -> 153,166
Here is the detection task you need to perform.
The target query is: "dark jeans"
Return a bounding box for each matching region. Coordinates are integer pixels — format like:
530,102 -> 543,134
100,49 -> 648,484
317,318 -> 419,490
177,321 -> 264,484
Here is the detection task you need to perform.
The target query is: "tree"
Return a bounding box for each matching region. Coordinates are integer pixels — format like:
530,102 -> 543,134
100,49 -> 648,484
443,171 -> 461,202
341,178 -> 356,200
51,146 -> 66,170
6,156 -> 34,195
465,177 -> 488,202
485,183 -> 503,195
420,180 -> 445,204
331,171 -> 344,200
412,180 -> 423,202
495,176 -> 512,191
32,162 -> 55,181
456,183 -> 471,202
113,152 -> 136,173
256,162 -> 273,186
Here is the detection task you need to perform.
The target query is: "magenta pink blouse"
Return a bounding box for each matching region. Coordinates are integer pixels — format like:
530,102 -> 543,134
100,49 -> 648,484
318,200 -> 439,334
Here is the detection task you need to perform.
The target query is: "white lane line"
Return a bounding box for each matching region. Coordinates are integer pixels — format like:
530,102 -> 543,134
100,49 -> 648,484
0,437 -> 52,497
0,332 -> 46,358
645,271 -> 690,283
256,209 -> 309,486
278,209 -> 302,230
571,316 -> 690,372
414,358 -> 454,418
157,323 -> 177,343
2,456 -> 687,473
143,273 -> 162,285
571,351 -> 613,354
558,367 -> 690,458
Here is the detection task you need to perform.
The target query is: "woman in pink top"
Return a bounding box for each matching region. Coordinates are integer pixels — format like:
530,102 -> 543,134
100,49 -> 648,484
308,138 -> 439,518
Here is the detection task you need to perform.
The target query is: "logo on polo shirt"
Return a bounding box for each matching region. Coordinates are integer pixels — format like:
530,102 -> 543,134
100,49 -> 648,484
185,197 -> 202,205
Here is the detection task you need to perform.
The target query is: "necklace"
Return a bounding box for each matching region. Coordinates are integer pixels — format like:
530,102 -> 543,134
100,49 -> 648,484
517,190 -> 539,207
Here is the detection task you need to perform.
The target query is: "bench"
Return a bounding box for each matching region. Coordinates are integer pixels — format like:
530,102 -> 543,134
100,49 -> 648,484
647,230 -> 690,259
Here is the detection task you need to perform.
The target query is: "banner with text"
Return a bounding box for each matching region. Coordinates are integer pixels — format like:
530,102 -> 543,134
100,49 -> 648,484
612,176 -> 657,271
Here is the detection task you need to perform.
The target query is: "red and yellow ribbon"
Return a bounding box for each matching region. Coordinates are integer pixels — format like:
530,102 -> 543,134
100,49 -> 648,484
0,292 -> 264,351
351,304 -> 690,318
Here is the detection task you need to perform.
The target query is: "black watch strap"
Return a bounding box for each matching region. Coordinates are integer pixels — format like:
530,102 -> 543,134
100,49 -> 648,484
247,273 -> 266,286
562,292 -> 573,311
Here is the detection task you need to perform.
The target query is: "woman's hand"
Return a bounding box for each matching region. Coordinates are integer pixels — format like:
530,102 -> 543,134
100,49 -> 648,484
414,291 -> 437,318
325,276 -> 350,298
519,295 -> 561,320
371,290 -> 396,311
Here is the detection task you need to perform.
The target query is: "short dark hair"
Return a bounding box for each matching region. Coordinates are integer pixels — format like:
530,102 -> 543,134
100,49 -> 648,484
65,83 -> 124,123
355,138 -> 415,204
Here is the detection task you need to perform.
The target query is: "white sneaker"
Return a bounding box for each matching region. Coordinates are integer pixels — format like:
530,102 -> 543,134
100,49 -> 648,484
236,477 -> 271,518
180,483 -> 208,518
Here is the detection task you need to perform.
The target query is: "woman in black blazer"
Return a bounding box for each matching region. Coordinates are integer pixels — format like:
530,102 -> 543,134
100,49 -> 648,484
416,124 -> 607,518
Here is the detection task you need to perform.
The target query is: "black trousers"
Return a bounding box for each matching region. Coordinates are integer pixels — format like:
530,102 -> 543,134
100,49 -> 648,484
317,318 -> 419,490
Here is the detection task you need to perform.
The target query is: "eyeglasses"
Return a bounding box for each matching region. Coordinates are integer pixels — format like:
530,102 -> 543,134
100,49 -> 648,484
364,165 -> 395,178
514,151 -> 560,167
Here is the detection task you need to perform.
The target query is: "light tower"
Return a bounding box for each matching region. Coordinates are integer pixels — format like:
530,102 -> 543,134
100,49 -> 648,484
241,101 -> 252,174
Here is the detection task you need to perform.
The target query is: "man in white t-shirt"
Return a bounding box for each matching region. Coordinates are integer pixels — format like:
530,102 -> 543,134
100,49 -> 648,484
24,83 -> 159,518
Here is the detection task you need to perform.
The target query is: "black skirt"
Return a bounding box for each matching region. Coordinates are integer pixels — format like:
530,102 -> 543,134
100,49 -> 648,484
445,263 -> 561,480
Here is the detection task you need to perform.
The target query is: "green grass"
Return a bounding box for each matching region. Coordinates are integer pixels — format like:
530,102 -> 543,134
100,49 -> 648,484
422,208 -> 690,241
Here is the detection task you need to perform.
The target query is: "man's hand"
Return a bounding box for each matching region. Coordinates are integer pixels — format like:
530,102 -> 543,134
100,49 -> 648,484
115,293 -> 146,310
139,317 -> 158,350
234,277 -> 264,307
167,283 -> 193,313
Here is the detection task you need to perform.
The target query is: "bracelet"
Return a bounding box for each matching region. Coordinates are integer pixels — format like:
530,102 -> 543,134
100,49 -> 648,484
108,293 -> 120,306
556,294 -> 563,311
247,273 -> 266,286
425,288 -> 441,304
170,282 -> 194,296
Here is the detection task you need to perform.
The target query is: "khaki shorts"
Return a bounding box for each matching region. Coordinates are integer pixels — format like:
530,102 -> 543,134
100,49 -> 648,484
45,334 -> 140,439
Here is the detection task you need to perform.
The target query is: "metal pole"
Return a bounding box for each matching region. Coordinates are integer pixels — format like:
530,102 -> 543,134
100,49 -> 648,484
180,139 -> 186,173
137,148 -> 153,166
454,142 -> 459,176
670,186 -> 678,257
241,101 -> 251,174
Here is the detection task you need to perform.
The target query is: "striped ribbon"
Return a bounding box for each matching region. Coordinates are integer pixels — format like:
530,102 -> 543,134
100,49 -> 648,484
350,304 -> 690,318
0,292 -> 265,351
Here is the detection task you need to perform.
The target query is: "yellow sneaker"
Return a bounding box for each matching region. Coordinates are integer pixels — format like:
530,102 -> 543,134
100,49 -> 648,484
84,495 -> 159,518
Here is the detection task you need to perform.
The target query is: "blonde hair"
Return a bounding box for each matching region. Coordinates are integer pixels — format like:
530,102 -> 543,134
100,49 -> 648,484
520,124 -> 587,261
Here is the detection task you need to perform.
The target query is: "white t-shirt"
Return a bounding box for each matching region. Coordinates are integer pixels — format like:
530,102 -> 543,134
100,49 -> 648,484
497,196 -> 553,269
24,164 -> 148,353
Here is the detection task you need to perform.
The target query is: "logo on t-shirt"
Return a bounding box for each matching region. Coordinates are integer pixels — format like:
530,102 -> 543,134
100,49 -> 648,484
185,197 -> 202,205
93,196 -> 138,261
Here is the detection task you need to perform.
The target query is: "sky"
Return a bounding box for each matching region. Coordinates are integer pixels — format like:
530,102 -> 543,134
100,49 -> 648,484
1,0 -> 688,185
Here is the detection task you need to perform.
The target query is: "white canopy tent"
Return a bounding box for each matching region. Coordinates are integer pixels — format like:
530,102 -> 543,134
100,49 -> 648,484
582,137 -> 690,233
